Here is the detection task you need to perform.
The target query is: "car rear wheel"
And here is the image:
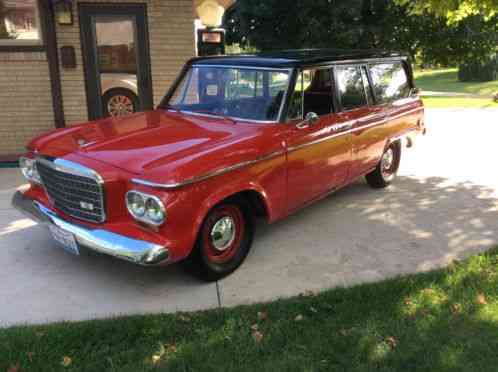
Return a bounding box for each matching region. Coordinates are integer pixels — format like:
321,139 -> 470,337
102,88 -> 139,118
366,141 -> 401,189
184,200 -> 254,282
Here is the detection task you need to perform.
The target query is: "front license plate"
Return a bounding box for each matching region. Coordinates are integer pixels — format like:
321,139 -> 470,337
49,225 -> 80,256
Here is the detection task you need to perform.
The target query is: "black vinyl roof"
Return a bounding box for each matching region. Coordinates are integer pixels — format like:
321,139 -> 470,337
190,49 -> 405,68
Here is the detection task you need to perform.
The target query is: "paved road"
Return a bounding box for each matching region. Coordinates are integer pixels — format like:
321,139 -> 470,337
1,108 -> 497,327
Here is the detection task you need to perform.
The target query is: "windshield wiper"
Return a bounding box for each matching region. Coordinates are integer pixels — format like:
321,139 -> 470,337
189,109 -> 237,125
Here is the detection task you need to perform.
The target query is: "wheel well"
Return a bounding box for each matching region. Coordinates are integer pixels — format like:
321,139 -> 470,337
102,87 -> 137,99
222,190 -> 269,221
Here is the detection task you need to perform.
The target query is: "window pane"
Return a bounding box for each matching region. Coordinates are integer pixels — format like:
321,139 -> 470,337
336,66 -> 367,111
0,0 -> 40,42
96,16 -> 137,74
168,67 -> 290,122
369,63 -> 410,104
303,69 -> 333,116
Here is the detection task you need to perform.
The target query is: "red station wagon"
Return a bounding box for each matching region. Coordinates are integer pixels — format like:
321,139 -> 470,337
13,49 -> 425,281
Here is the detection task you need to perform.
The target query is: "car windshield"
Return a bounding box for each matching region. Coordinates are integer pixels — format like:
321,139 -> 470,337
165,66 -> 291,122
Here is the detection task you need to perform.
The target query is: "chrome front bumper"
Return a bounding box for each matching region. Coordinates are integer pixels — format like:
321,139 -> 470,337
12,191 -> 169,265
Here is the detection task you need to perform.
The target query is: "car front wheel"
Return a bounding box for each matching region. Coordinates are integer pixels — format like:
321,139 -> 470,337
184,200 -> 254,281
366,141 -> 401,188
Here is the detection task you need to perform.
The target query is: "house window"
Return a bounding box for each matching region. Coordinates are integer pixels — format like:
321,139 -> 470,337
0,0 -> 42,45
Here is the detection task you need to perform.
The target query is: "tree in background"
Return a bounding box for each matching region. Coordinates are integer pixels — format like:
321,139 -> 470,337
395,0 -> 497,24
224,0 -> 497,71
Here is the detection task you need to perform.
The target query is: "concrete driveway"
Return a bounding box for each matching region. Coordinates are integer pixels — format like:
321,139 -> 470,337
1,108 -> 497,327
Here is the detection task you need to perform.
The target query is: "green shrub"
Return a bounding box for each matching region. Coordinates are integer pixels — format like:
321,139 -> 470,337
458,56 -> 497,82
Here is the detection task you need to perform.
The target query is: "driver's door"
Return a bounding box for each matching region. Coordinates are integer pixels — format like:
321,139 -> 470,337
285,68 -> 352,213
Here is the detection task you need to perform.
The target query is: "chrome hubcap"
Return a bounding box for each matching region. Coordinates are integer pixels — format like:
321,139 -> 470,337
107,95 -> 134,117
381,148 -> 394,172
210,216 -> 236,251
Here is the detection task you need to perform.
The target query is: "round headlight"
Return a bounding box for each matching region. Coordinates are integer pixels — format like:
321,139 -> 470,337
126,192 -> 145,217
145,197 -> 165,224
19,157 -> 41,184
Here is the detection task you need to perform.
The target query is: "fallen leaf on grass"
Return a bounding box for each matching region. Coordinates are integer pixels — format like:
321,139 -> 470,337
477,294 -> 487,305
257,311 -> 268,321
294,314 -> 304,322
61,356 -> 72,367
252,330 -> 264,344
7,363 -> 20,372
385,336 -> 398,349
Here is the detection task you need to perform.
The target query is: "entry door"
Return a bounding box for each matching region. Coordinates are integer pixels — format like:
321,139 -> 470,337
285,68 -> 352,213
79,4 -> 153,120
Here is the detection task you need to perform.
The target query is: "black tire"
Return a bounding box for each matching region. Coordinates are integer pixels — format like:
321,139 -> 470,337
102,88 -> 139,118
183,199 -> 255,282
366,141 -> 401,189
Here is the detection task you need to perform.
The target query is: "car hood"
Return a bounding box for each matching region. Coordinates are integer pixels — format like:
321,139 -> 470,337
29,110 -> 271,184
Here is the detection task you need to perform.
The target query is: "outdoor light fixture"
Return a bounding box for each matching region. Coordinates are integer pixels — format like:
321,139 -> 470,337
196,0 -> 225,28
53,0 -> 73,26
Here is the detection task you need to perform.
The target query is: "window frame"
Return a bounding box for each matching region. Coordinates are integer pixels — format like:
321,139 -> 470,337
287,66 -> 337,121
333,64 -> 370,113
0,0 -> 44,51
165,64 -> 293,124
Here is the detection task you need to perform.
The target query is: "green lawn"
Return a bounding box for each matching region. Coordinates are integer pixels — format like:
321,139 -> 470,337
1,248 -> 497,372
414,68 -> 498,96
422,96 -> 498,109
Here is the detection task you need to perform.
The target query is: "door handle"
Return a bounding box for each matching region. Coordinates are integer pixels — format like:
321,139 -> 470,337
330,121 -> 354,132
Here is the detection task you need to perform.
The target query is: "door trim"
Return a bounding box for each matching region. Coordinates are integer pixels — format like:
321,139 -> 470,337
78,3 -> 153,120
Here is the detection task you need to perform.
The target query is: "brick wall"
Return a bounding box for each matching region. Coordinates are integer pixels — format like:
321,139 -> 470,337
0,52 -> 54,156
56,0 -> 195,125
0,0 -> 195,157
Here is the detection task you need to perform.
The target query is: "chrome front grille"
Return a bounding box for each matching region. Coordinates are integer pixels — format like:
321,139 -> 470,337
36,158 -> 106,223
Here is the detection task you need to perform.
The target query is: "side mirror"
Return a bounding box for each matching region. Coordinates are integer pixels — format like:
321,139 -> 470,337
296,112 -> 319,129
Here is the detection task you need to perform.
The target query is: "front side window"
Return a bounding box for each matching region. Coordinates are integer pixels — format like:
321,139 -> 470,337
0,0 -> 41,44
369,63 -> 410,104
167,66 -> 290,122
336,66 -> 368,111
303,68 -> 333,117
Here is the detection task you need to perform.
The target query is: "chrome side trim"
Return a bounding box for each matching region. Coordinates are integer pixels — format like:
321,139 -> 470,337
131,150 -> 284,190
11,191 -> 169,266
288,130 -> 351,153
288,107 -> 423,152
388,107 -> 424,121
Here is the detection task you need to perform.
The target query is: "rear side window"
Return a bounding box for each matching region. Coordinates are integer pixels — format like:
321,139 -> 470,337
336,66 -> 368,111
368,63 -> 410,104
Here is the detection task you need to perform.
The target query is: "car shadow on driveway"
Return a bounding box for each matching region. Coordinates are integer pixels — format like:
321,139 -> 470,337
1,175 -> 497,326
218,176 -> 498,306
